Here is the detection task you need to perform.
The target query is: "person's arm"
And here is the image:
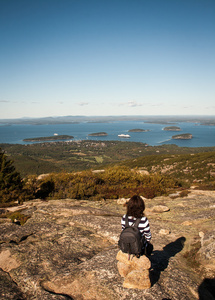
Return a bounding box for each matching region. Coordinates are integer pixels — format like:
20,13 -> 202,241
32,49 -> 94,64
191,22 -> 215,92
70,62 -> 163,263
121,215 -> 126,230
138,217 -> 151,241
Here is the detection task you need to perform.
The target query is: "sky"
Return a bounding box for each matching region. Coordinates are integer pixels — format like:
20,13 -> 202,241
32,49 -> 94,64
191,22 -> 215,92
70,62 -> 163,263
0,0 -> 215,119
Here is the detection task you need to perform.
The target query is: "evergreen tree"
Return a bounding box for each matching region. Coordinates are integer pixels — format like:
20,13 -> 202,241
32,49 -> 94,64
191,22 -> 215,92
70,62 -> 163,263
0,148 -> 23,203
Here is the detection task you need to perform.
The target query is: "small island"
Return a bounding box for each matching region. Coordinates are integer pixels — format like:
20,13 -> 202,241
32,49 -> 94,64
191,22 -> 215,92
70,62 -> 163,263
88,132 -> 108,136
128,129 -> 150,132
163,126 -> 181,131
23,135 -> 74,142
172,133 -> 192,140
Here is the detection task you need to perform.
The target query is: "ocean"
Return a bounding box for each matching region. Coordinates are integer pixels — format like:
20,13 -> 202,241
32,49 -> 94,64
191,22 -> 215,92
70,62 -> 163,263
0,121 -> 215,148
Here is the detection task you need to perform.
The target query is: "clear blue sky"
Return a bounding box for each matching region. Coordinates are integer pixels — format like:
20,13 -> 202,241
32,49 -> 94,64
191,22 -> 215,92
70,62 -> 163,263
0,0 -> 215,119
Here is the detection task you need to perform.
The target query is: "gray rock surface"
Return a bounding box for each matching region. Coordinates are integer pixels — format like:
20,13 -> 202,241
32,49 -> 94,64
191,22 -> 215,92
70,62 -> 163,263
0,191 -> 215,299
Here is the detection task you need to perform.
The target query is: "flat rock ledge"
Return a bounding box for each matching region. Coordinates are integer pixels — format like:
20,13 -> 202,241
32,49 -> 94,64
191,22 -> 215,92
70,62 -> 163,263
0,190 -> 215,299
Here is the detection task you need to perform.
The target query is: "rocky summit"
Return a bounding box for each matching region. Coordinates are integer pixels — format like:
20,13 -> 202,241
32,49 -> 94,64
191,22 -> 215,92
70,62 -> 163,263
0,190 -> 215,300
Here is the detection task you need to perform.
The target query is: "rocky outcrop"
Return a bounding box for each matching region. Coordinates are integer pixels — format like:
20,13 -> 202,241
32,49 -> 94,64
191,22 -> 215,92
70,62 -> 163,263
0,190 -> 215,299
116,251 -> 151,289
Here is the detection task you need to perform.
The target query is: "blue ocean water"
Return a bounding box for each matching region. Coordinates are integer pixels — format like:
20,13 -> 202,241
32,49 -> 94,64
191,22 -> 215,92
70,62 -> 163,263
0,121 -> 215,147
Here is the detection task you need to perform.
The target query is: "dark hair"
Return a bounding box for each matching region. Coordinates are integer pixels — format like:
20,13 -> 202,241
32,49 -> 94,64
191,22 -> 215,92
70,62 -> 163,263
126,195 -> 145,218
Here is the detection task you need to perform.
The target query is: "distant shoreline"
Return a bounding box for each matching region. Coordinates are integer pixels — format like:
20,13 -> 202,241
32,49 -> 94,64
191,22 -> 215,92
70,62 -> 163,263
0,115 -> 215,126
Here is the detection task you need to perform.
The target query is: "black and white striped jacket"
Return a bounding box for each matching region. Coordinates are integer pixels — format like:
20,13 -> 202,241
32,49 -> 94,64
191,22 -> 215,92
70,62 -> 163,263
121,214 -> 152,242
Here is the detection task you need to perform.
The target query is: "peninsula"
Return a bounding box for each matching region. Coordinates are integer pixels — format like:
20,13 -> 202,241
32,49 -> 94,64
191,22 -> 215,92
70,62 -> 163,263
23,135 -> 74,142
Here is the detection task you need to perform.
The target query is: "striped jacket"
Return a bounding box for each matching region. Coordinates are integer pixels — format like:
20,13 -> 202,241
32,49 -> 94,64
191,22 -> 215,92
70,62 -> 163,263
121,214 -> 152,242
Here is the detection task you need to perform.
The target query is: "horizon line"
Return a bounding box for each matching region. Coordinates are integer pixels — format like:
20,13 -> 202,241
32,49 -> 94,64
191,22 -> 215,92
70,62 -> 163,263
1,114 -> 215,121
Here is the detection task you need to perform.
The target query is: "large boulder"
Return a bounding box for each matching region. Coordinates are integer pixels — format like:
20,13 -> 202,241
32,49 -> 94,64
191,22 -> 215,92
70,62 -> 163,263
116,251 -> 151,289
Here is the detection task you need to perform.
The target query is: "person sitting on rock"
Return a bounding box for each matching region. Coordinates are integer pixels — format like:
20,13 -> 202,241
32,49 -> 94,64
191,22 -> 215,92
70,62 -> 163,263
121,195 -> 153,257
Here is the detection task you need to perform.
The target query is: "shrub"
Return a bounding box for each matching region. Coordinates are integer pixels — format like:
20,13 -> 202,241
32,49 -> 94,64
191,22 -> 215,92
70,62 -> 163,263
0,148 -> 25,204
35,180 -> 55,199
7,211 -> 30,225
26,166 -> 180,200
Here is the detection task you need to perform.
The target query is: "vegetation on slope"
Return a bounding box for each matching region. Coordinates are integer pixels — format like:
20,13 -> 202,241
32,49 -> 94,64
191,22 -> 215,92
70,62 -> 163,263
26,166 -> 179,201
119,151 -> 215,189
0,141 -> 215,206
1,141 -> 215,177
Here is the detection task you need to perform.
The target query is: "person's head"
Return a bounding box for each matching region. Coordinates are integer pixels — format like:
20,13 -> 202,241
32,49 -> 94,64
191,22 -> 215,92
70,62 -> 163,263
126,195 -> 145,218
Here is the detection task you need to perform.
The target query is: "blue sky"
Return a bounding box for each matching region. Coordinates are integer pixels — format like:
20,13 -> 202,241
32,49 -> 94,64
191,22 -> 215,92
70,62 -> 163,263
0,0 -> 215,119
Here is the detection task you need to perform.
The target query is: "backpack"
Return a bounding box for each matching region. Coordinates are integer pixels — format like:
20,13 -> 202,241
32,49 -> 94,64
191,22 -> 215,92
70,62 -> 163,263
118,215 -> 144,257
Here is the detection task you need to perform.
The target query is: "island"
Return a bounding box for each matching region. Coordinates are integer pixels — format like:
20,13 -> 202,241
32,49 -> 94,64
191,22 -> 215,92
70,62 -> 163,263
88,132 -> 108,136
163,126 -> 181,131
128,129 -> 150,132
172,133 -> 192,140
23,135 -> 74,142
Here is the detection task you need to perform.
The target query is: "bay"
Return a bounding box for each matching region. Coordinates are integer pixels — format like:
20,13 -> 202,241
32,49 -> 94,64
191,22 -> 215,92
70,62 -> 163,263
0,121 -> 215,148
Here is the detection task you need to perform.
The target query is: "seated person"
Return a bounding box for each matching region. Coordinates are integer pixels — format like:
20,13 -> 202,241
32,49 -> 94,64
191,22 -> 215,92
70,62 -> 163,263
121,195 -> 153,256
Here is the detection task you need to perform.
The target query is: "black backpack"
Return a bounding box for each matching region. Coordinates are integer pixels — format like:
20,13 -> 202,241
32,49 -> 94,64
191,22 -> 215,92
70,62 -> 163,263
118,215 -> 144,256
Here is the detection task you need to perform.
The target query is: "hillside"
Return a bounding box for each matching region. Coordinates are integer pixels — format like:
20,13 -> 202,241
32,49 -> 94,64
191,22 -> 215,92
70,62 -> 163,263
119,151 -> 215,189
1,141 -> 215,183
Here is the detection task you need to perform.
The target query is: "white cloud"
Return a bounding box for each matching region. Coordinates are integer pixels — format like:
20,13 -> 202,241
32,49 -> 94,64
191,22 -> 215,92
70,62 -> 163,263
77,102 -> 89,106
151,103 -> 163,107
183,106 -> 193,109
205,106 -> 215,109
119,101 -> 144,107
128,101 -> 143,107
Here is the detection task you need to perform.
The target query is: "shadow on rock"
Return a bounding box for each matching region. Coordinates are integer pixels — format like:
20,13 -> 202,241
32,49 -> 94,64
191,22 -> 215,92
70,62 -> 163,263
150,237 -> 186,286
198,278 -> 215,300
